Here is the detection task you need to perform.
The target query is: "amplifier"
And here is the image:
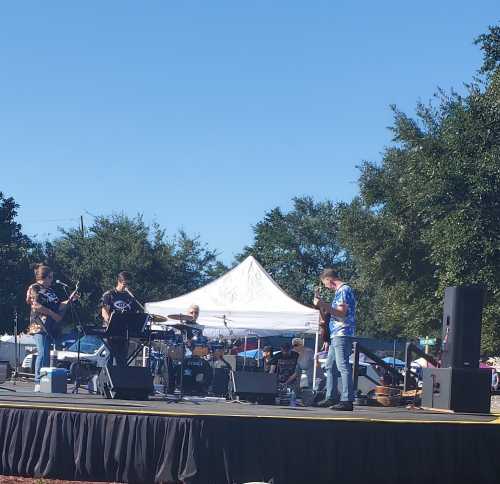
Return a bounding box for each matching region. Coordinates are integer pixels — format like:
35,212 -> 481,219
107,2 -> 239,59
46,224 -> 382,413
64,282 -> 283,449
0,361 -> 10,384
230,371 -> 277,404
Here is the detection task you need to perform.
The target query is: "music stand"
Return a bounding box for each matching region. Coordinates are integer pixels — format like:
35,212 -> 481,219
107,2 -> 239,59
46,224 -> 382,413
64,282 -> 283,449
106,312 -> 148,337
105,312 -> 149,366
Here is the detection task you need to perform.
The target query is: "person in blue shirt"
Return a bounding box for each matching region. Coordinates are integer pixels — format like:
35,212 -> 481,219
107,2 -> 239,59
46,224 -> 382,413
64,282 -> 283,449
313,267 -> 356,411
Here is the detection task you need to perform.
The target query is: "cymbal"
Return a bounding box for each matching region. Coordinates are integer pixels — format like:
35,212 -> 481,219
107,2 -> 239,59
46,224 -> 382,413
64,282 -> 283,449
167,313 -> 195,322
167,322 -> 202,332
148,314 -> 168,323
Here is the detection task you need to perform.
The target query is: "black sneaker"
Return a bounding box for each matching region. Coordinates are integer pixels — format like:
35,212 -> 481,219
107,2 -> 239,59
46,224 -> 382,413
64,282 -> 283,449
329,401 -> 354,411
316,398 -> 338,408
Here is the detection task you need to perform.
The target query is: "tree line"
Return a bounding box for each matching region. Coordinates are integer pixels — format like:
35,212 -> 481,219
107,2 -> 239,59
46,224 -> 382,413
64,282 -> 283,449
1,25 -> 499,352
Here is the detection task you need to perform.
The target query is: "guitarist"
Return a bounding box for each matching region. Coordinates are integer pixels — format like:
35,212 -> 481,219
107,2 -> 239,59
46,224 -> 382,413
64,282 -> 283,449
26,264 -> 79,392
313,267 -> 356,411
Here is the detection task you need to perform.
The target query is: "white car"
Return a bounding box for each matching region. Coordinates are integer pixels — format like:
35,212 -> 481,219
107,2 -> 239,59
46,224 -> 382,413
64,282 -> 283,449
22,335 -> 108,380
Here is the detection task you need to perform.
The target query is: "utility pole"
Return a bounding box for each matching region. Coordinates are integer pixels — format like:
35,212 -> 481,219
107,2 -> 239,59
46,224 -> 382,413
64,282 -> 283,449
80,215 -> 85,237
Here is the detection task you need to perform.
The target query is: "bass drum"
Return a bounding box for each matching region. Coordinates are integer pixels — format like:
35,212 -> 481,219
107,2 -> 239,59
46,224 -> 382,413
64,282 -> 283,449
181,356 -> 213,396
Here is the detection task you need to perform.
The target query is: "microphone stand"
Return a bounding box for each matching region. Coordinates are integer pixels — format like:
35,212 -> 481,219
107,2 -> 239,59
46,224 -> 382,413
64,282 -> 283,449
11,308 -> 20,385
61,284 -> 87,394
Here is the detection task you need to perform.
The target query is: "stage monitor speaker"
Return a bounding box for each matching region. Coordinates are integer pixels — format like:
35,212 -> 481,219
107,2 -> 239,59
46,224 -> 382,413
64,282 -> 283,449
441,285 -> 485,369
99,366 -> 153,400
422,367 -> 491,413
0,361 -> 10,384
231,371 -> 277,404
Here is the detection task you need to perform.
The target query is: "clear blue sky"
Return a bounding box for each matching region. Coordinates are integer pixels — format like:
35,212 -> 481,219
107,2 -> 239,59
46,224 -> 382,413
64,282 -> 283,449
1,2 -> 496,263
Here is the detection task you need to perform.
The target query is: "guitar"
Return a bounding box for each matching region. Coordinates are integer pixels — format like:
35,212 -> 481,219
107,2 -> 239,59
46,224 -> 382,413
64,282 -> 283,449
27,282 -> 79,339
314,287 -> 331,344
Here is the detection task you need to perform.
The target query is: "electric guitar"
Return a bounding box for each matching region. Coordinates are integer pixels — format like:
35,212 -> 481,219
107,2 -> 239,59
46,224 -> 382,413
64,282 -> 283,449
314,287 -> 331,344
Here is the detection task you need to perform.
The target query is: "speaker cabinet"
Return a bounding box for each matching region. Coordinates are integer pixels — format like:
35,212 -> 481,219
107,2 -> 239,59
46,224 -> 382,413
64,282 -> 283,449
99,366 -> 153,400
230,371 -> 277,403
211,368 -> 230,397
442,285 -> 485,369
422,368 -> 491,413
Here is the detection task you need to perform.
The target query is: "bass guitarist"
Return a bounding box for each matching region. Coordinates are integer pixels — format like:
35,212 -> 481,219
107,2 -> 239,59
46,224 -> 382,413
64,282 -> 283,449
26,264 -> 79,392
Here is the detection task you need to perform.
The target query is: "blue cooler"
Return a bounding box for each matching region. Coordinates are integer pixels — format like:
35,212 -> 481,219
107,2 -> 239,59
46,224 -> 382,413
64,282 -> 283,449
40,367 -> 67,394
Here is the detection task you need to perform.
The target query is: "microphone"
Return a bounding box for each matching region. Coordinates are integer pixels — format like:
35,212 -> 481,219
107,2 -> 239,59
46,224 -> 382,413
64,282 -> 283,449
55,280 -> 70,288
124,287 -> 145,311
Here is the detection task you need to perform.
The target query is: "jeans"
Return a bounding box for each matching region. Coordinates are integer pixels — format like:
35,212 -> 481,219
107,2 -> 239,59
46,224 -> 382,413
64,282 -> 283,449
325,336 -> 354,402
33,332 -> 51,384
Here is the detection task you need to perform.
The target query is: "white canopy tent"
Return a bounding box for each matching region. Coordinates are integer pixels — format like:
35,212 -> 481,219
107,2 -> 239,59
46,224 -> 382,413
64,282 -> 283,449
145,256 -> 319,338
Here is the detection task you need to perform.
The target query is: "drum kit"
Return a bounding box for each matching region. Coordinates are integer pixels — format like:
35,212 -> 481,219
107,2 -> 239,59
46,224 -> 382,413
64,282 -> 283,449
145,312 -> 225,398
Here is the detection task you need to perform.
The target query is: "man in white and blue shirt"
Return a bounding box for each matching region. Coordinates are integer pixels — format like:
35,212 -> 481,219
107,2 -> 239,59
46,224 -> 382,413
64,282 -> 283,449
313,267 -> 356,411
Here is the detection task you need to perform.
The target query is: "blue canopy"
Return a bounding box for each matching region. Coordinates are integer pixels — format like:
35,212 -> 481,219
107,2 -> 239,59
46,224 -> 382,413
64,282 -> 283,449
383,357 -> 405,367
237,349 -> 263,359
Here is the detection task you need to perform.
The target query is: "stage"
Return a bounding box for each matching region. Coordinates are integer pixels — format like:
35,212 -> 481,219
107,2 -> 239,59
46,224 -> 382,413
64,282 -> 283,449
0,381 -> 499,484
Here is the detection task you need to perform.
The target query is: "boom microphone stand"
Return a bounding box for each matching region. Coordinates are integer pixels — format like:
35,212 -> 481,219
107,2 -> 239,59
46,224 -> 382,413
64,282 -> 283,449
11,308 -> 20,385
59,282 -> 87,394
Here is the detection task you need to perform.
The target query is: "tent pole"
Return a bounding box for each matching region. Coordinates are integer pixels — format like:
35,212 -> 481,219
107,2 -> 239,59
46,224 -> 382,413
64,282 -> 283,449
243,335 -> 247,369
312,329 -> 319,391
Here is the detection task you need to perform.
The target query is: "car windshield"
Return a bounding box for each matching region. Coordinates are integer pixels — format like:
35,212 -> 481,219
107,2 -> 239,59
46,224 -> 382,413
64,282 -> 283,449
67,336 -> 103,354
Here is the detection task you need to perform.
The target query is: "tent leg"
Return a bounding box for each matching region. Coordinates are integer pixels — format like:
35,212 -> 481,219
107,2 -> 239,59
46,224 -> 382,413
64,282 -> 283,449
312,329 -> 319,391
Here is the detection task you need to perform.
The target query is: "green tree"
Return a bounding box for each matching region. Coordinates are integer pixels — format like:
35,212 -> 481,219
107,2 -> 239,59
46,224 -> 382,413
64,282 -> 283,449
0,192 -> 34,332
338,24 -> 500,351
239,196 -> 353,304
43,214 -> 225,326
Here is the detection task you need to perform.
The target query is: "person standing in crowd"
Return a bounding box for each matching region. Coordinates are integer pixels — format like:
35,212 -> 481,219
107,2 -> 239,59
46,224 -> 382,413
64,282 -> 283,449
269,343 -> 299,388
262,346 -> 274,372
313,267 -> 356,411
101,271 -> 143,367
26,264 -> 79,391
292,338 -> 315,388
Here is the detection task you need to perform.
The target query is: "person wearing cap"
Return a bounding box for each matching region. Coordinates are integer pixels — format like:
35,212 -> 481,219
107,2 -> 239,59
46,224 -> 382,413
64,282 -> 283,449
292,338 -> 315,388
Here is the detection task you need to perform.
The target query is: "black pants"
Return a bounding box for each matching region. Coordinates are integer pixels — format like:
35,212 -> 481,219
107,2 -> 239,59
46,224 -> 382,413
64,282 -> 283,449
107,337 -> 128,367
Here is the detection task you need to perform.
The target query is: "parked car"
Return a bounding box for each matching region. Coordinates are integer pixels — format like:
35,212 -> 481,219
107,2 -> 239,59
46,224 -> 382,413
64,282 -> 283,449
22,335 -> 108,380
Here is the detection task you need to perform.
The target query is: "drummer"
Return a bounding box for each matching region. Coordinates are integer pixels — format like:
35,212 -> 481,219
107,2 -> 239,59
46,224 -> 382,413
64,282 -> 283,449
185,304 -> 203,347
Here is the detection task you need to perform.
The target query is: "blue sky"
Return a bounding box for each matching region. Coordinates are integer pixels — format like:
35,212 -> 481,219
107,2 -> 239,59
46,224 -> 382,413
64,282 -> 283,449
1,2 -> 496,263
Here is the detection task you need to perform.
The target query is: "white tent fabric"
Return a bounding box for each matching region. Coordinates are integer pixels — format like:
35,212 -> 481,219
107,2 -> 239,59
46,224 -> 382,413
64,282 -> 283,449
145,256 -> 319,337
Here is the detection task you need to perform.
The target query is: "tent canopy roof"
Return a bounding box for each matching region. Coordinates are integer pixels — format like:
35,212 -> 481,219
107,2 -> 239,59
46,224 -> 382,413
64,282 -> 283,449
145,256 -> 318,336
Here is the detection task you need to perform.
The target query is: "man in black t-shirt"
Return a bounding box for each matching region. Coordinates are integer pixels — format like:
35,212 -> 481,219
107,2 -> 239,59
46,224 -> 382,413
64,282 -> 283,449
100,271 -> 142,367
270,343 -> 299,387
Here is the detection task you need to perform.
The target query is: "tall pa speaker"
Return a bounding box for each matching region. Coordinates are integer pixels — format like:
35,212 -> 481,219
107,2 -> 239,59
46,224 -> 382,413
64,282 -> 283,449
441,285 -> 485,369
98,366 -> 153,400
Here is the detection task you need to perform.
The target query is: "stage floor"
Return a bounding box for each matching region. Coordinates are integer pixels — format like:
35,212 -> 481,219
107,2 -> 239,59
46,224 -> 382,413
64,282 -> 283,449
0,380 -> 497,424
2,380 -> 500,483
